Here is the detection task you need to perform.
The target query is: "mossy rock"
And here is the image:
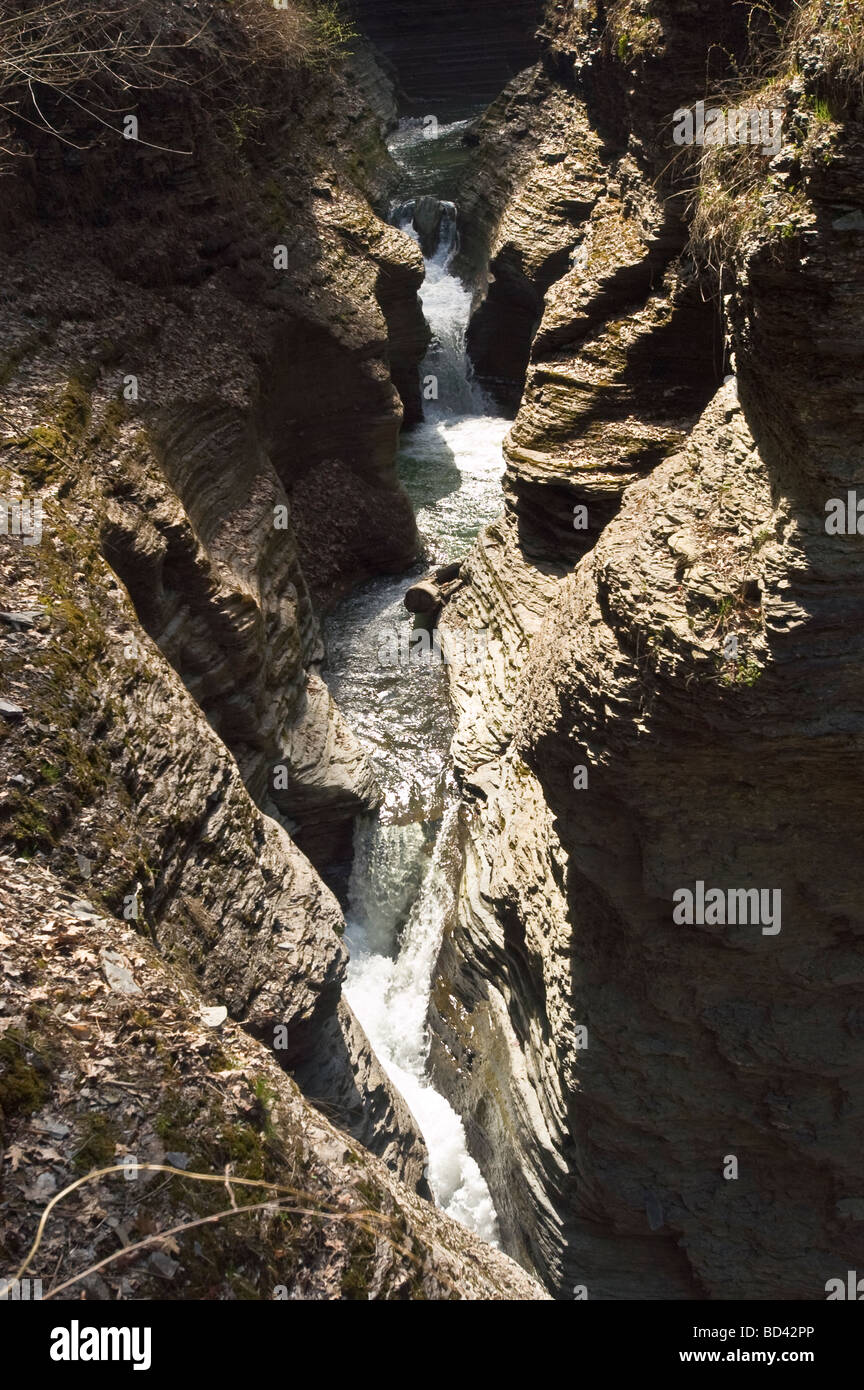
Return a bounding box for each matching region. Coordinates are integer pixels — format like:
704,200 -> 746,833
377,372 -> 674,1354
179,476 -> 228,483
0,1029 -> 55,1143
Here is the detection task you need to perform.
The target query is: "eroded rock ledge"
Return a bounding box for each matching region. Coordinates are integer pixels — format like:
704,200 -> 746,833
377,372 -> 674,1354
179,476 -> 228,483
1,3 -> 430,871
435,0 -> 864,1299
0,0 -> 548,1301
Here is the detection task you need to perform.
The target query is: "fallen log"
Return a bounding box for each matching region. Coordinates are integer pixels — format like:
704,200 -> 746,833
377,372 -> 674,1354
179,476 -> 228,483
404,579 -> 442,615
404,562 -> 465,615
434,561 -> 462,585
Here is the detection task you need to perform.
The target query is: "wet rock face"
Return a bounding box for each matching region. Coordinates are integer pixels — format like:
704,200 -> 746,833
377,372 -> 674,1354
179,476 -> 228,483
411,195 -> 446,256
455,0 -> 768,412
463,383 -> 862,1301
455,74 -> 606,407
352,0 -> 544,108
433,0 -> 864,1299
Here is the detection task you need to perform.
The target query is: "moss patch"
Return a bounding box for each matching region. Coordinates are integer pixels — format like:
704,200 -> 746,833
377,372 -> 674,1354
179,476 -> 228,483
0,1029 -> 54,1141
73,1113 -> 121,1173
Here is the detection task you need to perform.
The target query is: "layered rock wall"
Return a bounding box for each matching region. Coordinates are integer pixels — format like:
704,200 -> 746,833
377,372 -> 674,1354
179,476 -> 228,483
0,1 -> 429,868
433,0 -> 864,1299
352,0 -> 544,108
0,0 -> 528,1300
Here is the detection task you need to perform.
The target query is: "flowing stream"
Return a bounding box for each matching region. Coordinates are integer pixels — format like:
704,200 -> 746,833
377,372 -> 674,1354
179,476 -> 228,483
322,119 -> 510,1242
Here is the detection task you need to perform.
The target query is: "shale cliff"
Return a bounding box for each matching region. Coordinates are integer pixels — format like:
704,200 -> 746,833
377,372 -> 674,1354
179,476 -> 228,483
434,0 -> 864,1298
351,0 -> 544,108
4,0 -> 861,1306
0,0 -> 546,1300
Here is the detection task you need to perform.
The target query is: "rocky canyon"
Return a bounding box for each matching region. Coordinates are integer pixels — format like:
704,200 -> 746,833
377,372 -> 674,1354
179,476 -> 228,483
0,0 -> 862,1324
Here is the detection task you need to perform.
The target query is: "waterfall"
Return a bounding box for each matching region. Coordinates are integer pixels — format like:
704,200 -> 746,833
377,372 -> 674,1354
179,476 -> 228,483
392,198 -> 488,420
324,124 -> 511,1243
345,802 -> 498,1238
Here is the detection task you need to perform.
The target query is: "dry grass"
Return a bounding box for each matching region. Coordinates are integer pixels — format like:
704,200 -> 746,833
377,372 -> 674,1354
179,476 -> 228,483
787,0 -> 864,110
602,0 -> 665,62
688,73 -> 806,264
0,0 -> 356,160
688,0 -> 862,266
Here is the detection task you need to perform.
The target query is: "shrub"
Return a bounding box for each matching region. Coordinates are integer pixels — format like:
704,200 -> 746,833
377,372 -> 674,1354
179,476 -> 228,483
0,0 -> 356,162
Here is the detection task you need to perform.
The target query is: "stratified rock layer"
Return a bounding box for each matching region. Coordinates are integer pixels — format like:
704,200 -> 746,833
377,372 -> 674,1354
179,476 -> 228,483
352,0 -> 544,108
0,2 -> 429,869
0,0 -> 456,1299
433,0 -> 864,1299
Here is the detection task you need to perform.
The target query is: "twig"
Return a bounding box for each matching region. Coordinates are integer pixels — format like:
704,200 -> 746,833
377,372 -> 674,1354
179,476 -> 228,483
12,1161 -> 459,1300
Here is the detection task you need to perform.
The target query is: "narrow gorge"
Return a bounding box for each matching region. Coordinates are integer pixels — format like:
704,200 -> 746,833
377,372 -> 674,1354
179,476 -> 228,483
0,0 -> 862,1318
